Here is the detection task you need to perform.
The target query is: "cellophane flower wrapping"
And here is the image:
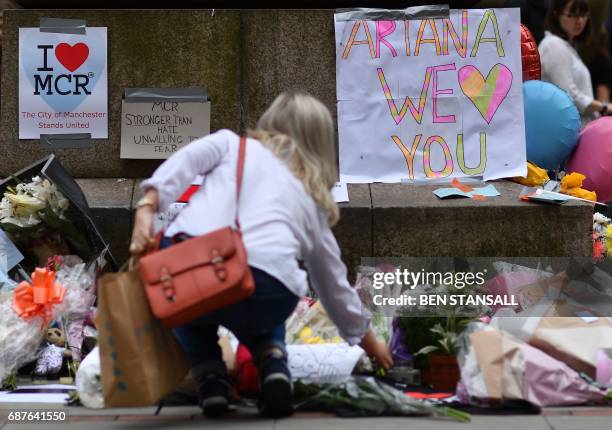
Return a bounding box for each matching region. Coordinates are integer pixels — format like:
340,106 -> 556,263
354,264 -> 399,344
0,290 -> 46,384
286,299 -> 342,344
0,257 -> 17,292
456,322 -> 610,407
0,176 -> 91,270
53,255 -> 98,362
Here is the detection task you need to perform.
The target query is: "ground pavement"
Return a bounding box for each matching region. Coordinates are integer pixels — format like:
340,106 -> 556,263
1,404 -> 612,429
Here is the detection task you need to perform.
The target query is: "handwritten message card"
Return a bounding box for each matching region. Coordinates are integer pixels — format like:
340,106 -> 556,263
335,9 -> 526,182
120,100 -> 210,159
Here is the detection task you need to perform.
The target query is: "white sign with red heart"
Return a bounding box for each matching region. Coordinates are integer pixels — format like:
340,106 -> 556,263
18,27 -> 108,139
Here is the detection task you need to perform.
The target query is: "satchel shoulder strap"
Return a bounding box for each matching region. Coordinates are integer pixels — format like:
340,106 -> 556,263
235,136 -> 247,230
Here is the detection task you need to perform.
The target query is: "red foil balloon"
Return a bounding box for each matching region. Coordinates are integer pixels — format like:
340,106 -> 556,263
521,24 -> 541,81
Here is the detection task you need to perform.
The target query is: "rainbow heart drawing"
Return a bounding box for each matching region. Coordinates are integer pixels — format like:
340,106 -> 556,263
458,64 -> 513,124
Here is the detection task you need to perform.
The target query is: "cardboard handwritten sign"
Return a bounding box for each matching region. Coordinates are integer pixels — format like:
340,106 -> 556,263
120,101 -> 211,159
335,9 -> 526,182
18,28 -> 108,139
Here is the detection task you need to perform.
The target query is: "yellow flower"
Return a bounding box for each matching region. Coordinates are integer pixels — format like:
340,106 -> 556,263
559,172 -> 597,201
566,187 -> 597,202
512,162 -> 549,187
560,172 -> 586,192
299,326 -> 313,343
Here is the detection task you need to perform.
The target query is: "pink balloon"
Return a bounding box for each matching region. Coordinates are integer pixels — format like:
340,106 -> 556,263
566,117 -> 612,202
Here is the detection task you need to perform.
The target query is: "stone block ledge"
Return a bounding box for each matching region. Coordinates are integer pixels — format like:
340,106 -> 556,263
75,179 -> 593,274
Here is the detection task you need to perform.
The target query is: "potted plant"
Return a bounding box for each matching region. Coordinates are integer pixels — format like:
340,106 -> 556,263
413,317 -> 469,391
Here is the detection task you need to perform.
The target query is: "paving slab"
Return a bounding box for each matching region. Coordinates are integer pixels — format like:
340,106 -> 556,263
2,423 -> 271,430
275,415 -> 552,430
66,406 -> 157,416
4,405 -> 612,430
545,415 -> 612,430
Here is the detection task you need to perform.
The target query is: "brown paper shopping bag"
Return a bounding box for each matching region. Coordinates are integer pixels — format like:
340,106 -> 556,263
97,265 -> 190,407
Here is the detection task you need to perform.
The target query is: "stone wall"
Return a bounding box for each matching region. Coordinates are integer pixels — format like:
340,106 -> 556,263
1,9 -> 242,177
0,9 -> 338,178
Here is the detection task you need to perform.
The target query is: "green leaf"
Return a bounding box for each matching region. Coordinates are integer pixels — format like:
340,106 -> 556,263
293,377 -> 471,421
438,338 -> 454,355
66,390 -> 82,406
0,222 -> 37,234
1,371 -> 17,391
437,406 -> 472,422
414,345 -> 440,356
429,323 -> 447,336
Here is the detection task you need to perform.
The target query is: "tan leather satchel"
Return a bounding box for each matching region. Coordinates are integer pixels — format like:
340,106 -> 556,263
139,136 -> 255,328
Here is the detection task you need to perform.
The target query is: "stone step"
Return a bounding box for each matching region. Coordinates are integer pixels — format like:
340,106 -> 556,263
76,179 -> 593,280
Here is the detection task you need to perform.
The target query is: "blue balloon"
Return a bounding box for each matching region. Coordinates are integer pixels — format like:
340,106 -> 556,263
523,80 -> 580,170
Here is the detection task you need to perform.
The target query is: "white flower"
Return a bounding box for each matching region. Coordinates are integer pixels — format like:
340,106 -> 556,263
594,213 -> 611,225
4,193 -> 45,217
0,176 -> 70,228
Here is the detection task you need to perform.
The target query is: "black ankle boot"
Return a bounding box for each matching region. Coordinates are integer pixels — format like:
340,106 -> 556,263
197,373 -> 231,418
257,349 -> 294,418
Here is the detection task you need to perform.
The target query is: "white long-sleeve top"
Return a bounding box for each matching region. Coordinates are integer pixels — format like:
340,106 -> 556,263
141,129 -> 371,345
539,31 -> 598,126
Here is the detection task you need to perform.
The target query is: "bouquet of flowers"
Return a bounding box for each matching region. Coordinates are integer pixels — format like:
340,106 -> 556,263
0,176 -> 90,269
0,288 -> 47,385
593,213 -> 612,261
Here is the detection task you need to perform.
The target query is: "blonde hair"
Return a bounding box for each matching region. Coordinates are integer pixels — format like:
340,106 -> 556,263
250,91 -> 339,226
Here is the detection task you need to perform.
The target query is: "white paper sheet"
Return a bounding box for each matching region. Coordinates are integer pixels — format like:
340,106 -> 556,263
18,28 -> 108,139
0,384 -> 75,404
288,343 -> 364,384
332,182 -> 349,202
335,9 -> 526,183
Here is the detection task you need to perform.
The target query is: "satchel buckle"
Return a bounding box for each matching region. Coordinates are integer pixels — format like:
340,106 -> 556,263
159,267 -> 176,302
211,249 -> 227,282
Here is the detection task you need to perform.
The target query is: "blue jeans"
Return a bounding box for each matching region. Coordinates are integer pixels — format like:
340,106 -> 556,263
159,237 -> 299,380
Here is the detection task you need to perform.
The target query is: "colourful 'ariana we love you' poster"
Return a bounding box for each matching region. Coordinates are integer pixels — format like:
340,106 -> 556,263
18,27 -> 108,139
335,8 -> 526,182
